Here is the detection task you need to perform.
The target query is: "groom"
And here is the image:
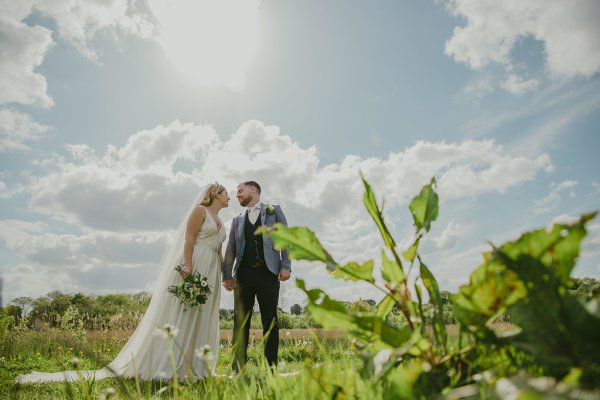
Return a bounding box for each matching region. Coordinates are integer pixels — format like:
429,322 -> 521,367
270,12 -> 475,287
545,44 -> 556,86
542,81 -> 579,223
222,180 -> 291,372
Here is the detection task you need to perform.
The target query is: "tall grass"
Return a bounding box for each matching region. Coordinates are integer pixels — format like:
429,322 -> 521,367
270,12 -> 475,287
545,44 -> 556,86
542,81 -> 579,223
1,326 -> 359,399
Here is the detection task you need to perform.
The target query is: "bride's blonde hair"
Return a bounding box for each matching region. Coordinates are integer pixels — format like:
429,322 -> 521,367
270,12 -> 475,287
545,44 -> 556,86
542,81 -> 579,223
200,182 -> 225,206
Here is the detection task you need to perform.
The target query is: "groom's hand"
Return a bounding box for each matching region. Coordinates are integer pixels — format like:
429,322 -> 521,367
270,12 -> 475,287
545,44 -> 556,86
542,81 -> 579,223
278,270 -> 291,282
223,279 -> 235,291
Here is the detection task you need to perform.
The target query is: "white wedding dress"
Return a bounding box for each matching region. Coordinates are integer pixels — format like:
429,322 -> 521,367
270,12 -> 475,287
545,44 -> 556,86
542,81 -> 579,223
17,211 -> 225,383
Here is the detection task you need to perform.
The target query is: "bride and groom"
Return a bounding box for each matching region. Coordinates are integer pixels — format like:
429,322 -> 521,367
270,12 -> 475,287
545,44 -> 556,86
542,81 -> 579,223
17,180 -> 291,383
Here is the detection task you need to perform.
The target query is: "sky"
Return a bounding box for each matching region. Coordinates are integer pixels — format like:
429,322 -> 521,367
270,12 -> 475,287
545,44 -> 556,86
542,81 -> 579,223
1,0 -> 599,310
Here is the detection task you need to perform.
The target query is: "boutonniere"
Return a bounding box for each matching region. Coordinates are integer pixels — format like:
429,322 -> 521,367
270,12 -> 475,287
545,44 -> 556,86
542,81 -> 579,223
265,204 -> 276,215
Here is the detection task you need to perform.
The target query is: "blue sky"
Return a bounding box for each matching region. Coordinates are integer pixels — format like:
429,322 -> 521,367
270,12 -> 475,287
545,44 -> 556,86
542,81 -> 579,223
1,0 -> 599,309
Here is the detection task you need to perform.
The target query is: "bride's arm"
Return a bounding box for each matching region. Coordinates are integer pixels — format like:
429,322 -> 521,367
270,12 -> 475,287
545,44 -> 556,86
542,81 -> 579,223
182,206 -> 205,278
217,246 -> 224,265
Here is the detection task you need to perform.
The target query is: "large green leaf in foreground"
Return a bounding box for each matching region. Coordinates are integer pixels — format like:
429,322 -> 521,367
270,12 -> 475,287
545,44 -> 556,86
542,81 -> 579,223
296,279 -> 413,350
258,224 -> 375,282
257,224 -> 337,270
454,212 -> 600,379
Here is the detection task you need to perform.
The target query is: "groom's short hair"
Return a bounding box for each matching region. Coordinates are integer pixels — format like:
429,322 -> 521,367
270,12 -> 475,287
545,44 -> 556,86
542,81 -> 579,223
242,180 -> 261,194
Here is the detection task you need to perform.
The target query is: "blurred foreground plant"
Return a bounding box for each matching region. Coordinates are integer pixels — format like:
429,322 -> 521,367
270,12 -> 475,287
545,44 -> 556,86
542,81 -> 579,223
259,174 -> 600,399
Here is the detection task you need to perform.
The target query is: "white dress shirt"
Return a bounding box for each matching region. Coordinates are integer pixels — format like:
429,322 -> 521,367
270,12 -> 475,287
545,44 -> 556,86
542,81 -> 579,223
247,201 -> 262,224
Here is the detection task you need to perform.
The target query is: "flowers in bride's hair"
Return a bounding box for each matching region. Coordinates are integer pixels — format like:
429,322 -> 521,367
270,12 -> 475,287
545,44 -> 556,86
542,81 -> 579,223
265,203 -> 276,215
168,263 -> 212,311
154,323 -> 179,339
195,344 -> 214,362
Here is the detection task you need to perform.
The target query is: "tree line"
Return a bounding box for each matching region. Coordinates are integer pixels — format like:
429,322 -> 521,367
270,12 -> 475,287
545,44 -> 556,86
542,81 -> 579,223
3,276 -> 598,332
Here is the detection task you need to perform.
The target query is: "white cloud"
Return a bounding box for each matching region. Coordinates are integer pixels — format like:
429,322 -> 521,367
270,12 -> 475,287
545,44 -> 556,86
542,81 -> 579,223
2,229 -> 167,269
27,120 -> 553,236
444,0 -> 600,92
3,119 -> 557,304
460,79 -> 600,154
463,76 -> 495,98
31,0 -> 156,61
0,108 -> 49,151
0,11 -> 54,107
3,263 -> 80,303
118,120 -> 219,173
500,74 -> 539,96
425,222 -> 462,252
0,0 -> 156,152
534,180 -> 578,214
28,121 -> 219,231
0,219 -> 46,239
0,180 -> 23,199
585,222 -> 600,254
513,90 -> 600,157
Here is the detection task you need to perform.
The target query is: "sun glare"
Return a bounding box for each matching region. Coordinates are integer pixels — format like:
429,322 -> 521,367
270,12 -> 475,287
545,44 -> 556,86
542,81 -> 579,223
149,0 -> 260,91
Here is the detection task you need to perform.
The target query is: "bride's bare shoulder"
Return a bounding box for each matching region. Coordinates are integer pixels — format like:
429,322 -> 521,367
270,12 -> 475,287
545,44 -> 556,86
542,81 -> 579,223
187,205 -> 206,224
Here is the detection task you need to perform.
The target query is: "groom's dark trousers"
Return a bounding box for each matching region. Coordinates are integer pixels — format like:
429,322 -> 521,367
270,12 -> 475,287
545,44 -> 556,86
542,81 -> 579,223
232,213 -> 280,372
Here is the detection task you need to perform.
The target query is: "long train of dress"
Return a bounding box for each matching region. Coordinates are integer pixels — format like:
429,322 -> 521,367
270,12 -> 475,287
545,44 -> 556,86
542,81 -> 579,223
16,213 -> 225,383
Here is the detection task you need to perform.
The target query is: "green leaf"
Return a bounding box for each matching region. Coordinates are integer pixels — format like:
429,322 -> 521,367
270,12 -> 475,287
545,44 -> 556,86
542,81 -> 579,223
297,279 -> 412,349
454,213 -> 600,374
414,283 -> 423,304
402,238 -> 419,263
452,257 -> 527,340
420,260 -> 447,348
499,249 -> 600,370
499,212 -> 597,285
332,260 -> 375,283
356,315 -> 413,349
361,172 -> 396,250
381,249 -> 405,284
257,223 -> 337,269
408,177 -> 438,233
376,294 -> 396,319
296,279 -> 323,303
383,360 -> 428,400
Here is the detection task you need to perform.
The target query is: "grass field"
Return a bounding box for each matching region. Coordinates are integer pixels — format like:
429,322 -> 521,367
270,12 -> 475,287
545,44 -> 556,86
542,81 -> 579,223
1,327 -> 360,399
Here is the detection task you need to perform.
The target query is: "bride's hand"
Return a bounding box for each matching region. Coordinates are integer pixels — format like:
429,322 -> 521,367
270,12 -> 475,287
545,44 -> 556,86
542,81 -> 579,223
180,264 -> 192,279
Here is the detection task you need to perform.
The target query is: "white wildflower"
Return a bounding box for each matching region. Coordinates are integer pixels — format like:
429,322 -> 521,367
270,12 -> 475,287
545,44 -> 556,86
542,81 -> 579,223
196,344 -> 214,362
154,323 -> 179,338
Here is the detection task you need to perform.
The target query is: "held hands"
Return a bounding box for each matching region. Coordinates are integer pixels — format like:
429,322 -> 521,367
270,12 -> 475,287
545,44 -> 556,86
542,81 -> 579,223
223,279 -> 235,291
278,269 -> 291,282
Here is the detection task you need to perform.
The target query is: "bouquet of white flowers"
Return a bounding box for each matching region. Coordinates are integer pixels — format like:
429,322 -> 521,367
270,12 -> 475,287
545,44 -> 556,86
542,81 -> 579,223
167,264 -> 212,311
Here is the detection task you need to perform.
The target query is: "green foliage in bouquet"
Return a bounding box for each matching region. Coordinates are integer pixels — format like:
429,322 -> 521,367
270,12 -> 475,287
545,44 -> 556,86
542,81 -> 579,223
258,174 -> 600,398
167,264 -> 212,311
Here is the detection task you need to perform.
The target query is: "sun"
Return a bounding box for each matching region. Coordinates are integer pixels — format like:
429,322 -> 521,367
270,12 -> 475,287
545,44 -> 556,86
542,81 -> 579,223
148,0 -> 260,91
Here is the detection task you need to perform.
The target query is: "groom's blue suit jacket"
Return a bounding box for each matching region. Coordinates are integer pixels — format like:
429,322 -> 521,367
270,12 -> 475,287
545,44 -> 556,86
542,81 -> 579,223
221,203 -> 291,280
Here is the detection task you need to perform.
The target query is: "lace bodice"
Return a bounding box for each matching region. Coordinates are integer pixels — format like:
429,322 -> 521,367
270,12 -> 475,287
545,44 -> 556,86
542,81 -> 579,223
195,212 -> 226,251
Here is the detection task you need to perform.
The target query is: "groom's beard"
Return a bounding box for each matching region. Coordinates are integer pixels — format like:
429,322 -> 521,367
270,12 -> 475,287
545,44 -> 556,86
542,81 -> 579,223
238,196 -> 250,207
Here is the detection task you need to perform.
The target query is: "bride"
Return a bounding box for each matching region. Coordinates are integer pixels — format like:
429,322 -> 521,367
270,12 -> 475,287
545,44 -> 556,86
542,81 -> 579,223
17,182 -> 229,383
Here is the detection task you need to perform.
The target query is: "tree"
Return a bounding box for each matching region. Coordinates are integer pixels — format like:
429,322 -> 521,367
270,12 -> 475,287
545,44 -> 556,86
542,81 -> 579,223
11,296 -> 33,318
290,303 -> 302,315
